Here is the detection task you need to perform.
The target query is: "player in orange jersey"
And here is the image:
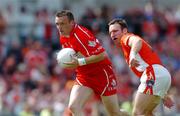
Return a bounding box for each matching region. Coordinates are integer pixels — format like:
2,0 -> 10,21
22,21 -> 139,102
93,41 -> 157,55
108,18 -> 174,116
55,10 -> 129,116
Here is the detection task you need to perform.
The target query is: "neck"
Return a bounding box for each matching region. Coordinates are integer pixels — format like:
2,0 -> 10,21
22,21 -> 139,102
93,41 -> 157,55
120,32 -> 128,40
69,23 -> 76,36
64,35 -> 70,38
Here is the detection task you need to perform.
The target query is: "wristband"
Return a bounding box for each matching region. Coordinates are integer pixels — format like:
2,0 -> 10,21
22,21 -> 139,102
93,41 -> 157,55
78,58 -> 86,66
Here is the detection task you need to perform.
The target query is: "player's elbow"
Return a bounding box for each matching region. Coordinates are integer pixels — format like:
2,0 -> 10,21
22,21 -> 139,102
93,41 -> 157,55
134,39 -> 142,51
97,52 -> 106,61
91,52 -> 106,63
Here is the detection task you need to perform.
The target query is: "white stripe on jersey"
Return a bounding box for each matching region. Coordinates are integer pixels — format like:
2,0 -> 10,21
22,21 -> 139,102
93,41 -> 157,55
74,33 -> 90,56
76,78 -> 83,85
78,25 -> 91,38
101,69 -> 110,96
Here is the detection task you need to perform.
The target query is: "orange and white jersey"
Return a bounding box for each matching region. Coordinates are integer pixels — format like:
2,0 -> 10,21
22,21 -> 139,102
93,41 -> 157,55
120,33 -> 162,77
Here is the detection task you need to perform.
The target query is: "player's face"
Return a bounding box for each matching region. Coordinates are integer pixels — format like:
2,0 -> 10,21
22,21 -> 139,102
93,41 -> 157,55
109,23 -> 124,43
55,16 -> 74,37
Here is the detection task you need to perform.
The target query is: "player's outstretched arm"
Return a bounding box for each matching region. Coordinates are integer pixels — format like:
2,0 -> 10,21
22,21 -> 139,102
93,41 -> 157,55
83,51 -> 106,65
128,36 -> 142,67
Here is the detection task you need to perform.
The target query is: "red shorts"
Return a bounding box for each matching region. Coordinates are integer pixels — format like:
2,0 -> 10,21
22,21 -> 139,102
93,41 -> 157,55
75,65 -> 117,96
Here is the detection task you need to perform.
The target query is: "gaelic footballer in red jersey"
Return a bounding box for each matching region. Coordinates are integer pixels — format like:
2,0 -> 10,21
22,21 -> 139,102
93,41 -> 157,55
55,10 -> 129,116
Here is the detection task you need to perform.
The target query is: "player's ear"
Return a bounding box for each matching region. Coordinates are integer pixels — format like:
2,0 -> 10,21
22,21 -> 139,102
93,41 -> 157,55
70,20 -> 75,26
122,28 -> 128,33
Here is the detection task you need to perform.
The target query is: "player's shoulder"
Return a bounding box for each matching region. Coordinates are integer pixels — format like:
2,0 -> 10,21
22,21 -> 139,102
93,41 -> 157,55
76,25 -> 91,33
121,33 -> 134,45
128,34 -> 142,41
74,24 -> 94,38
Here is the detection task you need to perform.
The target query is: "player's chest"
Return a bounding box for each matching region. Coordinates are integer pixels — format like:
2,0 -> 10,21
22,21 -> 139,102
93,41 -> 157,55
61,37 -> 76,48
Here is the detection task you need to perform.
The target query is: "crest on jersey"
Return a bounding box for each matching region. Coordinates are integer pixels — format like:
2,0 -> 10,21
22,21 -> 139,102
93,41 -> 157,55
88,41 -> 96,47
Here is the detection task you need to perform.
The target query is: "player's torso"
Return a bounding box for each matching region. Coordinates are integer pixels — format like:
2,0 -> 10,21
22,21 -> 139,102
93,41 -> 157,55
60,25 -> 111,74
60,25 -> 102,56
120,33 -> 162,77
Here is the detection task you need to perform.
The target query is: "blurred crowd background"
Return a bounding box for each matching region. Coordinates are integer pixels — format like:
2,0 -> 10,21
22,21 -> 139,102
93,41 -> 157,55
0,0 -> 180,116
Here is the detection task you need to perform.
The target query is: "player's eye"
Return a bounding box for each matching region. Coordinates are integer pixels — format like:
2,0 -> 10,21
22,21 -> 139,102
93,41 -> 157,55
55,23 -> 58,25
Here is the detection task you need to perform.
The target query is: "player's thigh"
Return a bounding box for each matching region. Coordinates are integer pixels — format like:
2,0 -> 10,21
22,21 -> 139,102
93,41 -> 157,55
68,84 -> 94,107
133,92 -> 161,113
101,94 -> 120,111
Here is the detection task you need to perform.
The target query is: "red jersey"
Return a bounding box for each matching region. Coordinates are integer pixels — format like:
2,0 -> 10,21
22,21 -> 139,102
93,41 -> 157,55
60,24 -> 111,74
120,33 -> 162,77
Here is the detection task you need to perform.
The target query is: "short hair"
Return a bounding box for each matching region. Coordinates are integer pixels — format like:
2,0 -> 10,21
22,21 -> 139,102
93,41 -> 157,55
108,18 -> 128,29
55,10 -> 74,21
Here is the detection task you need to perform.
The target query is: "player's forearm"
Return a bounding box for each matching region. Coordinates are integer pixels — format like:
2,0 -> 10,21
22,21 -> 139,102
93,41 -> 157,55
78,52 -> 106,66
85,52 -> 106,64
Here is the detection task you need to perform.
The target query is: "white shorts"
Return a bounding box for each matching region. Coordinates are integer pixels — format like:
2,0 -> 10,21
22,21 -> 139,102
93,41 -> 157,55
137,64 -> 171,98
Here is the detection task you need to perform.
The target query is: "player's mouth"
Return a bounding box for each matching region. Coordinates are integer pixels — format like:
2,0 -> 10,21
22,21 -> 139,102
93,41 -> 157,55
113,38 -> 118,40
60,31 -> 64,35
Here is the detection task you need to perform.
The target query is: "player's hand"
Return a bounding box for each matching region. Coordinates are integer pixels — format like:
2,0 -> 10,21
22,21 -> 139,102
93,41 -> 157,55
63,54 -> 78,69
129,58 -> 140,67
163,95 -> 174,109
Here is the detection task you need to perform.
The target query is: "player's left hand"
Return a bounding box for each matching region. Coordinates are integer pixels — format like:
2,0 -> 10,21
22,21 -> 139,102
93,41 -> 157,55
129,59 -> 140,67
163,95 -> 174,109
63,54 -> 78,69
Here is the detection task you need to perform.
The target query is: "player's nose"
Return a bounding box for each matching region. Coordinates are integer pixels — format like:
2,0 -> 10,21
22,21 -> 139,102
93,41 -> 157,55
111,33 -> 115,39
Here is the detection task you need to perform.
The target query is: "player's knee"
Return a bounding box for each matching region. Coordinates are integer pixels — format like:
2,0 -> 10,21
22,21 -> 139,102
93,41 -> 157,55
132,111 -> 143,116
132,108 -> 145,116
107,111 -> 129,116
144,110 -> 154,116
106,109 -> 121,116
